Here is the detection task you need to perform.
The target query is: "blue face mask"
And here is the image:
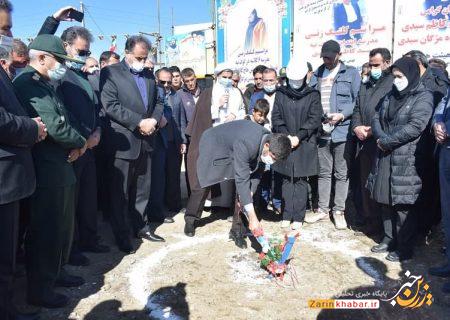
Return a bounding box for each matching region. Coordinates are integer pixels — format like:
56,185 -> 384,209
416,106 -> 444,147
66,55 -> 87,71
370,67 -> 382,80
219,77 -> 233,88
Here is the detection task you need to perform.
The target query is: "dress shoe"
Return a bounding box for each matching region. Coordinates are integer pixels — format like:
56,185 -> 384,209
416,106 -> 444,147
56,270 -> 84,288
28,292 -> 69,309
229,230 -> 247,249
429,264 -> 450,278
442,282 -> 450,294
80,243 -> 110,253
184,222 -> 195,237
385,251 -> 412,262
164,217 -> 175,224
138,229 -> 165,242
371,243 -> 389,253
68,251 -> 90,266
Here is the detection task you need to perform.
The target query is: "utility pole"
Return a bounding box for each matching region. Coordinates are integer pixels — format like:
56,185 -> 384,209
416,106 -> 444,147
80,1 -> 85,28
157,0 -> 161,64
171,7 -> 174,36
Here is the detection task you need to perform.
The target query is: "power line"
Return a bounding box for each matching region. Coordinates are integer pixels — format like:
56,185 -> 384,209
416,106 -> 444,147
84,6 -> 105,35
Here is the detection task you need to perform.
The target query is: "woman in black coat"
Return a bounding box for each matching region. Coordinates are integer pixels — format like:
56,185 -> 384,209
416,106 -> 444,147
271,64 -> 323,229
367,57 -> 433,262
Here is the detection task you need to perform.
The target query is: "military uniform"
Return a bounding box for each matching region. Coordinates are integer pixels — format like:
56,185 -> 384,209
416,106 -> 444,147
12,35 -> 86,305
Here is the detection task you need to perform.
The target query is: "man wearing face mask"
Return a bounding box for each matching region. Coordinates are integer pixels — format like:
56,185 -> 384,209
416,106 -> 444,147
184,63 -> 246,237
147,67 -> 186,225
100,35 -> 164,253
11,39 -> 29,78
0,2 -> 47,318
187,120 -> 291,248
13,34 -> 87,308
38,8 -> 110,267
306,40 -> 361,230
351,48 -> 393,237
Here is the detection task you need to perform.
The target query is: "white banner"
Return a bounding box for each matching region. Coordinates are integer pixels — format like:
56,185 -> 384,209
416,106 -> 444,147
394,0 -> 450,64
293,0 -> 394,70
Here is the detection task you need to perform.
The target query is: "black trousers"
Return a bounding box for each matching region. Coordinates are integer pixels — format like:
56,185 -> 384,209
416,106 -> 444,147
356,148 -> 381,229
26,185 -> 75,298
0,201 -> 19,320
164,142 -> 182,212
73,150 -> 98,249
280,175 -> 308,222
95,143 -> 112,219
380,204 -> 417,256
109,150 -> 152,242
184,151 -> 191,197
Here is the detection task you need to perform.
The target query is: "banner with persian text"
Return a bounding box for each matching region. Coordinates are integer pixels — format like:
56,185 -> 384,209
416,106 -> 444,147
394,0 -> 450,64
216,0 -> 292,88
293,0 -> 394,69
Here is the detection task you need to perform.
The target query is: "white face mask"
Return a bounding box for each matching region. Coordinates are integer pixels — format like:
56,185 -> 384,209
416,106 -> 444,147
261,152 -> 275,165
131,60 -> 145,73
289,79 -> 303,89
264,84 -> 276,93
361,75 -> 369,83
66,55 -> 87,71
393,77 -> 408,92
48,62 -> 67,81
87,66 -> 100,75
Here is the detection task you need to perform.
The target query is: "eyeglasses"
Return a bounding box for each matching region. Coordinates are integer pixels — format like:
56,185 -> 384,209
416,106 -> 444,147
159,80 -> 172,85
76,49 -> 91,57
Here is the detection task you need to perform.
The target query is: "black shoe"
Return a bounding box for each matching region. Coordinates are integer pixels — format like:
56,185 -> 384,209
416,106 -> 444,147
80,243 -> 110,253
229,230 -> 247,249
443,282 -> 450,294
371,243 -> 389,253
56,272 -> 84,288
28,291 -> 69,309
164,217 -> 175,224
138,229 -> 165,242
429,264 -> 450,278
385,251 -> 412,262
68,251 -> 90,266
117,239 -> 135,254
184,222 -> 195,237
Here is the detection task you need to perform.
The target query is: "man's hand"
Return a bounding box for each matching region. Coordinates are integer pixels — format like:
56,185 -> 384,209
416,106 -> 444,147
246,209 -> 262,232
86,128 -> 101,149
376,139 -> 386,152
354,126 -> 367,141
67,148 -> 80,163
434,122 -> 448,144
328,113 -> 345,125
225,113 -> 236,122
180,144 -> 187,154
139,118 -> 157,136
288,135 -> 300,148
159,116 -> 168,128
219,93 -> 229,107
53,6 -> 76,21
32,117 -> 47,142
79,142 -> 88,157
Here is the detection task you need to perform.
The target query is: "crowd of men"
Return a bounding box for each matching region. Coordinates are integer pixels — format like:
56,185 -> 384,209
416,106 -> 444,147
1,1 -> 450,319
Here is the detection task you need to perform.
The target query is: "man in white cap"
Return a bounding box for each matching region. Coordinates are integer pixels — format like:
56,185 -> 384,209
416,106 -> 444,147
184,62 -> 245,236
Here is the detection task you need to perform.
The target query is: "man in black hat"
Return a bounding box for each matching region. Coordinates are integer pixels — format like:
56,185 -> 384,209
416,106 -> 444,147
14,34 -> 87,309
306,40 -> 361,230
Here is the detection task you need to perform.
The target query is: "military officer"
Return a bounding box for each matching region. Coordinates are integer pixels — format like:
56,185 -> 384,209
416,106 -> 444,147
13,34 -> 87,309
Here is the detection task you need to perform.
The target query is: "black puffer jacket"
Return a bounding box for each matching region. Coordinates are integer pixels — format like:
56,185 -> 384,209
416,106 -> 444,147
271,85 -> 323,178
366,83 -> 433,205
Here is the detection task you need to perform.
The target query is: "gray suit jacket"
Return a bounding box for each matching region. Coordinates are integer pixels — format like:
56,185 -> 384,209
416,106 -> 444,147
197,120 -> 270,206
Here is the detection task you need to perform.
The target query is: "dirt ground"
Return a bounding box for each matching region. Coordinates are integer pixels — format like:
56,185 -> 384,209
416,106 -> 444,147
13,175 -> 450,320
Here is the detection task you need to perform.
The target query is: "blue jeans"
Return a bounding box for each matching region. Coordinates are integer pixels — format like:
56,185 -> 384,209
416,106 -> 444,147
439,145 -> 450,263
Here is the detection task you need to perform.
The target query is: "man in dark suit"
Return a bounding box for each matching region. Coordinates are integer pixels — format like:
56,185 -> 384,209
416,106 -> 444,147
149,67 -> 186,221
0,2 -> 46,319
184,120 -> 291,248
38,8 -> 110,268
100,35 -> 164,253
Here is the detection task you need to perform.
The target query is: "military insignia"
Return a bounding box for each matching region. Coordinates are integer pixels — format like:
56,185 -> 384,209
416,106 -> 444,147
32,73 -> 40,81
